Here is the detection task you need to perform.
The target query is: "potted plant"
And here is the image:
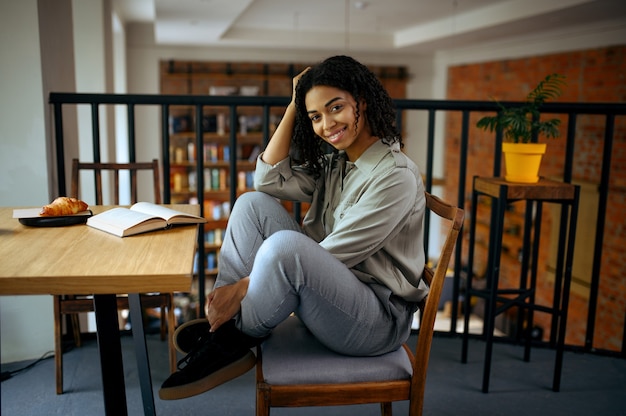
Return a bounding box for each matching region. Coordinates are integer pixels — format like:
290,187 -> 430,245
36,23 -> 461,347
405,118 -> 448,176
476,73 -> 566,183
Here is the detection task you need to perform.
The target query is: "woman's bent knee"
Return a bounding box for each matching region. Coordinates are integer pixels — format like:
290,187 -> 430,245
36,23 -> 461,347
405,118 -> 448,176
257,230 -> 311,259
232,191 -> 270,210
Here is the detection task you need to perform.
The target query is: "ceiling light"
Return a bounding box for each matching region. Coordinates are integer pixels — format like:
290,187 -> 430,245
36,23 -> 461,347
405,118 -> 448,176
354,1 -> 369,10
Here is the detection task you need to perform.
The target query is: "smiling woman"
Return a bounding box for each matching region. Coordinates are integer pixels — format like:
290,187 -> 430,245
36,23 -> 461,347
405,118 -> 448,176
289,55 -> 403,174
158,55 -> 427,402
304,86 -> 378,161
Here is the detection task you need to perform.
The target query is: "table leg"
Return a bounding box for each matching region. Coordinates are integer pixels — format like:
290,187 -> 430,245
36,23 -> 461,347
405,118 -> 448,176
481,187 -> 507,393
93,294 -> 128,416
128,294 -> 157,416
524,202 -> 543,362
517,201 -> 534,347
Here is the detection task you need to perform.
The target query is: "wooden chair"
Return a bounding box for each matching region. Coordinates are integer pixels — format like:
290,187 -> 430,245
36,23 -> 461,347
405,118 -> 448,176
53,158 -> 177,394
255,192 -> 464,416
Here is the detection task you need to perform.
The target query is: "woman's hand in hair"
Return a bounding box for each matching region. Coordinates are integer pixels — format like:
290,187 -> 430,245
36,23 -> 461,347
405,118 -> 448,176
292,67 -> 310,102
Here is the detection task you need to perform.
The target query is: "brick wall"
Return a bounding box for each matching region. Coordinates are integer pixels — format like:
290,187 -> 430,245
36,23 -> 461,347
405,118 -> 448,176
445,45 -> 626,351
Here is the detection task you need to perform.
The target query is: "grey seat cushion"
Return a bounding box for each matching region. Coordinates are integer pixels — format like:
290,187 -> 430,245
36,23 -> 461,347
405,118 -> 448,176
260,316 -> 413,385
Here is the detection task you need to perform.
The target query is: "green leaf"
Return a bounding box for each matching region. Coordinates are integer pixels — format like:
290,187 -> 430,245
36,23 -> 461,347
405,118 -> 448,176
475,73 -> 566,143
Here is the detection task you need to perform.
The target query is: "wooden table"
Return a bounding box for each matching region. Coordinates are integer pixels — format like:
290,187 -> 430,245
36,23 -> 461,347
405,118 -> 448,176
0,205 -> 200,416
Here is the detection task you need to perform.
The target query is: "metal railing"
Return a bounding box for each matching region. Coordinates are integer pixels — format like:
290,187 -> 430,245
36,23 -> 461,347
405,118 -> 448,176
49,92 -> 626,357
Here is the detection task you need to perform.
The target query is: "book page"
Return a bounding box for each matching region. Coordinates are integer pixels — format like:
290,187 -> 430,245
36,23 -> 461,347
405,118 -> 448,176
88,207 -> 165,231
130,202 -> 205,224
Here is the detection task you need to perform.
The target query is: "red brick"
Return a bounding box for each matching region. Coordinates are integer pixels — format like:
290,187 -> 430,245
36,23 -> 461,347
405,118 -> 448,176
445,45 -> 626,352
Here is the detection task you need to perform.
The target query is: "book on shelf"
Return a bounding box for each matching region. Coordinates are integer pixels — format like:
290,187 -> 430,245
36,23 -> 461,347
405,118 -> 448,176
87,202 -> 207,237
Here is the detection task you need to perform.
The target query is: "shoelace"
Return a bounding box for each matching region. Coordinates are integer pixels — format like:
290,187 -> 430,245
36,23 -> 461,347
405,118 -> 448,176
176,332 -> 218,370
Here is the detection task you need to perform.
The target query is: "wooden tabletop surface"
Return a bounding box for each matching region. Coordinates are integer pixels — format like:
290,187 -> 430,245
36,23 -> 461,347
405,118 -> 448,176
0,205 -> 199,295
474,177 -> 577,201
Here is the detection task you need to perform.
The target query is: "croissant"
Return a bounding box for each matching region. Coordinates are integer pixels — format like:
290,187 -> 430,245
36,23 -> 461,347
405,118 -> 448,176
40,197 -> 89,216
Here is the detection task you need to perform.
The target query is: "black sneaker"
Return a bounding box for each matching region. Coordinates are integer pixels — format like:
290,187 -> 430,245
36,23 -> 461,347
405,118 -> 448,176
158,320 -> 260,400
173,318 -> 212,354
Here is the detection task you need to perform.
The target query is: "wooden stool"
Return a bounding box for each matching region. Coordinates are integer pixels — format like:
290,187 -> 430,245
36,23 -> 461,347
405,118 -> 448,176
462,177 -> 580,392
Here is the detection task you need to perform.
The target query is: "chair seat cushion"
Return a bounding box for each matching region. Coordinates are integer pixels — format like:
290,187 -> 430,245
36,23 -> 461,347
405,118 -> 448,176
260,316 -> 413,385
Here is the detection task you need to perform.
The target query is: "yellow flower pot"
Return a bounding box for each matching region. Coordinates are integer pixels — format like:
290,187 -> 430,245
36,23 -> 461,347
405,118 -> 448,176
502,142 -> 547,183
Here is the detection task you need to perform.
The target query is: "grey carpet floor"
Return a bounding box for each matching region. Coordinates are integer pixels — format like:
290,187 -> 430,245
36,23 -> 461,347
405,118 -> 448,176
1,332 -> 625,416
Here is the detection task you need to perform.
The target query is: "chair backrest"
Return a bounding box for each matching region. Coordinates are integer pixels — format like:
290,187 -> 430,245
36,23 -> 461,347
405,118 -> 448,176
410,192 -> 464,412
70,158 -> 161,205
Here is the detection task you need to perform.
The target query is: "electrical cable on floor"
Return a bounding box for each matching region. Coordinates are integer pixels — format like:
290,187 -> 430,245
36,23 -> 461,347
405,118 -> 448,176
1,350 -> 54,382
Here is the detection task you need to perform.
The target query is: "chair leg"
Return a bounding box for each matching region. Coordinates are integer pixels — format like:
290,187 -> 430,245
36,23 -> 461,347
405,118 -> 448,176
71,315 -> 82,347
53,295 -> 64,395
166,294 -> 177,373
70,310 -> 82,348
160,305 -> 167,341
256,385 -> 270,416
381,402 -> 392,416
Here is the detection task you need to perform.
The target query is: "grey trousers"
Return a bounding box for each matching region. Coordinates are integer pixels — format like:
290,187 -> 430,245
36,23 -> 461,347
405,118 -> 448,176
215,191 -> 413,356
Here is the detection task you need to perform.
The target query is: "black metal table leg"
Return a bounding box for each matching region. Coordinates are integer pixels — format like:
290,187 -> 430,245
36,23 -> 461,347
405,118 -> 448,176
481,184 -> 507,393
517,200 -> 534,348
128,293 -> 157,416
93,294 -> 128,416
524,201 -> 543,362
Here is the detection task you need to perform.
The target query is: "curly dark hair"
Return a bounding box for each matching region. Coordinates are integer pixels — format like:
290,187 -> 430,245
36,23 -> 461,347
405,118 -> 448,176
292,55 -> 402,174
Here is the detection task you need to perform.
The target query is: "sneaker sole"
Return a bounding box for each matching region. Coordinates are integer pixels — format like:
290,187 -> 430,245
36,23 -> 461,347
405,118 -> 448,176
173,318 -> 211,354
158,350 -> 257,400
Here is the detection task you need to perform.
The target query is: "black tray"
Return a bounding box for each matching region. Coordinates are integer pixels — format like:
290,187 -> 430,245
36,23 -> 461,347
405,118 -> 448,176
19,210 -> 93,227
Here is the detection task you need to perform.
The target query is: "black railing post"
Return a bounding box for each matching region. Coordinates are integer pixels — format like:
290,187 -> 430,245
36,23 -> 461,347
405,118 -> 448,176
91,103 -> 101,162
451,110 -> 470,333
229,105 -> 238,206
53,102 -> 66,196
161,104 -> 171,203
195,103 -> 206,317
586,113 -> 615,352
127,104 -> 137,201
127,104 -> 136,163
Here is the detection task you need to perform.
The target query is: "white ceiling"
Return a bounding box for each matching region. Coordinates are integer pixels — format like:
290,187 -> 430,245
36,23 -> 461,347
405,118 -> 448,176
113,0 -> 626,53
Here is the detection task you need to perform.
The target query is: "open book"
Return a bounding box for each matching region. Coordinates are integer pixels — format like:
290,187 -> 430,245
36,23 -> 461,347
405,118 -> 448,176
87,202 -> 207,237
